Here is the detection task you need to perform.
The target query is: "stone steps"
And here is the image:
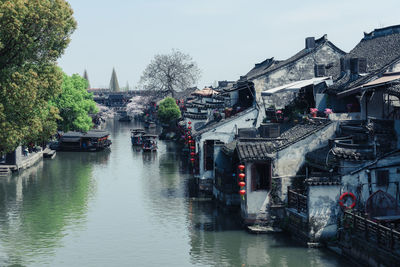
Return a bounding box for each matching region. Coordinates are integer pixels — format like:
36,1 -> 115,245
0,166 -> 11,176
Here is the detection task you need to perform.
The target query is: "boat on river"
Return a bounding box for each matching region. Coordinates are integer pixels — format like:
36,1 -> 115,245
130,128 -> 145,146
142,134 -> 158,152
55,130 -> 112,151
144,120 -> 156,129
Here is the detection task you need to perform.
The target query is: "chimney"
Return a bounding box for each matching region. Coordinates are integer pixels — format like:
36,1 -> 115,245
259,123 -> 280,138
305,37 -> 315,49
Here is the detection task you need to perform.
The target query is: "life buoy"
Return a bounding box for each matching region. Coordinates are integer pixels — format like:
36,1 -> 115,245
339,192 -> 356,209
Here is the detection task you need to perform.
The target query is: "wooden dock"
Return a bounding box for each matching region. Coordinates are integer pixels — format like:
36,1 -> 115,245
43,148 -> 56,159
0,150 -> 44,176
0,165 -> 13,177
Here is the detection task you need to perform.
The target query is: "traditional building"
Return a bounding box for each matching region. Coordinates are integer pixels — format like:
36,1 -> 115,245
245,35 -> 345,105
232,118 -> 336,225
324,25 -> 400,117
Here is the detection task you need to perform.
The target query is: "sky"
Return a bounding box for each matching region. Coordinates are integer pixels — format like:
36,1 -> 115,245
58,0 -> 400,89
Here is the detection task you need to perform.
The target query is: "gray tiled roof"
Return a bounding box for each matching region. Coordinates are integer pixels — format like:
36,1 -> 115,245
329,25 -> 400,92
245,35 -> 345,80
192,107 -> 257,137
236,119 -> 332,161
62,130 -> 110,138
386,84 -> 400,97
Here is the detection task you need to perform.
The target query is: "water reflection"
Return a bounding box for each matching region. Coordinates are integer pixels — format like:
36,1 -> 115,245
142,151 -> 157,163
187,201 -> 349,267
0,120 -> 351,267
0,150 -> 107,266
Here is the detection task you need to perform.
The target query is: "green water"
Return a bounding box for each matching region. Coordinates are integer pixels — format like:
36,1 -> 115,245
0,120 -> 351,266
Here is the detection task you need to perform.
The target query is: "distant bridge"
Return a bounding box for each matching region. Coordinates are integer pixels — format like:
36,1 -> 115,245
88,89 -> 153,107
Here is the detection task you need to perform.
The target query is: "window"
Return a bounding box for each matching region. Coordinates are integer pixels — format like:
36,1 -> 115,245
204,140 -> 215,171
251,163 -> 271,191
314,64 -> 326,77
376,170 -> 389,187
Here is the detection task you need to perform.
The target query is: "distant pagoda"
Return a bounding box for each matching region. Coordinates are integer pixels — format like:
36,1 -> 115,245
109,68 -> 120,92
83,69 -> 90,89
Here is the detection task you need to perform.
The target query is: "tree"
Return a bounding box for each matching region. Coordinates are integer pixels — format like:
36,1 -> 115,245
157,97 -> 181,124
51,73 -> 98,132
0,0 -> 76,153
83,69 -> 90,89
109,67 -> 120,92
139,50 -> 201,98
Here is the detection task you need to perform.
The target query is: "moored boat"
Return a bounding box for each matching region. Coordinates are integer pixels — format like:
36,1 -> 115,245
144,120 -> 156,129
130,128 -> 145,146
142,134 -> 158,152
57,130 -> 112,151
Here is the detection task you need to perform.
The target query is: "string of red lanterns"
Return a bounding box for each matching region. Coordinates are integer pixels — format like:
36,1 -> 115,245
238,164 -> 246,197
188,121 -> 196,164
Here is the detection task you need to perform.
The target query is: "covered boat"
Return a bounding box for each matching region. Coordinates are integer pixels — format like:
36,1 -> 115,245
57,130 -> 112,151
144,120 -> 156,129
142,134 -> 158,152
131,128 -> 145,146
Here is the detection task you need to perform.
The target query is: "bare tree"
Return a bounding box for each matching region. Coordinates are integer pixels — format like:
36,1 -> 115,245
139,50 -> 201,98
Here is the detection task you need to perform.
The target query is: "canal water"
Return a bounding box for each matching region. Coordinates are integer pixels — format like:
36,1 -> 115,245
0,120 -> 351,267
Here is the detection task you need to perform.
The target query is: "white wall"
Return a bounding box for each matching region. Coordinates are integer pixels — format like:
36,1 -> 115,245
341,156 -> 400,206
252,43 -> 343,104
307,184 -> 341,241
241,162 -> 269,218
328,113 -> 362,121
274,122 -> 338,199
196,108 -> 259,180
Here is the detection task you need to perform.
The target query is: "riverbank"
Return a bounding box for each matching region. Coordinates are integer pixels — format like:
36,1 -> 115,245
0,119 -> 351,267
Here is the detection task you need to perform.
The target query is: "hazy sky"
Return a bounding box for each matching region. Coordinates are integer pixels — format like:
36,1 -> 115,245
58,0 -> 400,89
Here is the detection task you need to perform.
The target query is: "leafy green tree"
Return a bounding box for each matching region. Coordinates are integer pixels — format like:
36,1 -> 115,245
0,0 -> 76,153
157,97 -> 181,124
51,73 -> 98,132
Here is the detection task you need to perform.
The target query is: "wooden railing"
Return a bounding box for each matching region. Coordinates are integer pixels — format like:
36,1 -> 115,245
287,188 -> 307,213
343,210 -> 400,252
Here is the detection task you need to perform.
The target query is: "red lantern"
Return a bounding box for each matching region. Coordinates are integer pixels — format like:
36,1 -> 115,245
188,136 -> 191,140
239,190 -> 246,196
190,146 -> 195,150
190,158 -> 195,162
238,165 -> 245,171
238,181 -> 246,187
190,152 -> 195,156
239,173 -> 245,179
188,121 -> 192,125
188,126 -> 192,130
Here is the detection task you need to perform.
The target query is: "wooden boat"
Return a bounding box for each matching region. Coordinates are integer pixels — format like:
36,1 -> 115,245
144,120 -> 156,129
130,128 -> 145,146
142,134 -> 158,152
57,130 -> 112,151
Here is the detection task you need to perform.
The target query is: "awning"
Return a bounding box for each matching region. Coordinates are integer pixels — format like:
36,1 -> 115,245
261,77 -> 331,109
192,87 -> 219,97
261,77 -> 331,96
337,73 -> 400,99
